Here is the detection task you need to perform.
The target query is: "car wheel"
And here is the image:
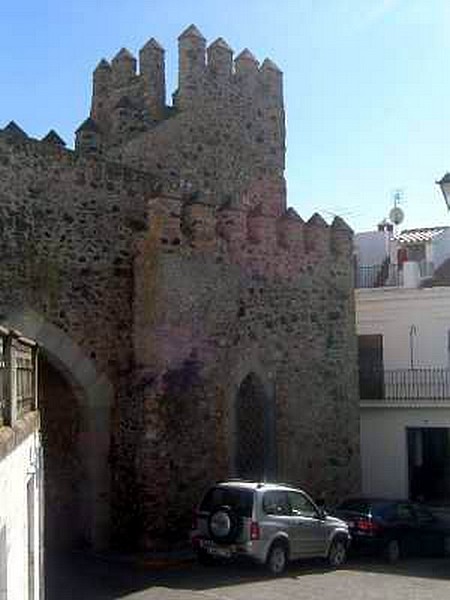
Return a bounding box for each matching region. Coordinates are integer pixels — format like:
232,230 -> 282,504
328,538 -> 348,568
384,539 -> 400,563
266,542 -> 288,576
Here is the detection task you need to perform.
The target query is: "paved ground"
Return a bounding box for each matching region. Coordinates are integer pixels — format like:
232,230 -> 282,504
47,553 -> 450,600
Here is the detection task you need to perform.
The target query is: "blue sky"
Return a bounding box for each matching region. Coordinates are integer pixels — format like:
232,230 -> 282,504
1,0 -> 450,232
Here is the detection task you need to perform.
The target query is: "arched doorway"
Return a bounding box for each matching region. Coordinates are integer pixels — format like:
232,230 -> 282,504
235,372 -> 276,480
39,354 -> 85,550
1,307 -> 113,550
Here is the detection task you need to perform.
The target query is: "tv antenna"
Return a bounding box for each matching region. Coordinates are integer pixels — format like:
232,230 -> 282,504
389,189 -> 405,233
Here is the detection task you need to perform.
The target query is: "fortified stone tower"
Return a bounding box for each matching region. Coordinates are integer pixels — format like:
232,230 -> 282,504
0,25 -> 359,551
76,24 -> 286,207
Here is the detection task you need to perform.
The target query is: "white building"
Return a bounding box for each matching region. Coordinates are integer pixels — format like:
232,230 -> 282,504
0,328 -> 42,600
355,227 -> 450,504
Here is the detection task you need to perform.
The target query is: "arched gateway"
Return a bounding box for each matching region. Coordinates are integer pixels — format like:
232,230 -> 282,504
1,307 -> 113,550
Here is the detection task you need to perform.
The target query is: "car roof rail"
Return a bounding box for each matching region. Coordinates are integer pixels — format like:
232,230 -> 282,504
215,478 -> 267,486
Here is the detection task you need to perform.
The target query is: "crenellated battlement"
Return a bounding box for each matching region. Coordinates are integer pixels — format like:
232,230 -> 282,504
144,187 -> 352,280
77,24 -> 284,158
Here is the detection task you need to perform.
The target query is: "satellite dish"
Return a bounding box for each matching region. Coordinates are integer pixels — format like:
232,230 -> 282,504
389,206 -> 404,225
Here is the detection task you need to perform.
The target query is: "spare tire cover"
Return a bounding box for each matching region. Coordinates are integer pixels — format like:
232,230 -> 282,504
208,505 -> 239,544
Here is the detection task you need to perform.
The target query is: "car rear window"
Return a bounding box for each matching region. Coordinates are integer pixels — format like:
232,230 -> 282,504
337,499 -> 406,521
337,499 -> 394,518
337,500 -> 370,513
200,487 -> 254,517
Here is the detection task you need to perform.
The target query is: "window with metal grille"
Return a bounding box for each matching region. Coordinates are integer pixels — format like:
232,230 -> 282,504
14,339 -> 34,417
0,337 -> 6,425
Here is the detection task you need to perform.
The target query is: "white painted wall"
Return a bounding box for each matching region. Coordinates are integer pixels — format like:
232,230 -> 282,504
0,432 -> 42,600
356,287 -> 450,369
361,405 -> 450,498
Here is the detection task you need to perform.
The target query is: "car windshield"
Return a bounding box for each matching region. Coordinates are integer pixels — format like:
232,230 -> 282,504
200,487 -> 254,517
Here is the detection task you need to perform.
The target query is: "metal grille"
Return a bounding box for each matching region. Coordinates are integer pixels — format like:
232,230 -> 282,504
355,263 -> 402,288
360,368 -> 450,401
0,337 -> 6,425
355,261 -> 435,289
236,373 -> 267,480
14,339 -> 34,416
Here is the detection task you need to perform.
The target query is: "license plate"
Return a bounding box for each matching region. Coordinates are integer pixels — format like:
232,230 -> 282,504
200,540 -> 232,558
208,546 -> 232,558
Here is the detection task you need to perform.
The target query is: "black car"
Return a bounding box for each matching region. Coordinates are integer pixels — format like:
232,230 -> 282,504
332,498 -> 450,562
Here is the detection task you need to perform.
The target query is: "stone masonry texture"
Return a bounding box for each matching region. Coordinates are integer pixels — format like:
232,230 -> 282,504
0,25 -> 360,550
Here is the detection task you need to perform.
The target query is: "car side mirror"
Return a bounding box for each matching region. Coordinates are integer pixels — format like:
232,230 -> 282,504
316,508 -> 327,520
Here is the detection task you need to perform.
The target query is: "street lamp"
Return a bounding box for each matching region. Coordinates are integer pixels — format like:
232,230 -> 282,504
436,173 -> 450,210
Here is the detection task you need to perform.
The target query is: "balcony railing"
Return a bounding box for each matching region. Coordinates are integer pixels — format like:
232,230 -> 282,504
355,263 -> 402,288
0,339 -> 6,427
355,261 -> 434,289
360,368 -> 450,401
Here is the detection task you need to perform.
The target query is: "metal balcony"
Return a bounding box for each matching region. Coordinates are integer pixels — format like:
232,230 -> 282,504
359,368 -> 450,401
355,261 -> 434,289
356,263 -> 401,288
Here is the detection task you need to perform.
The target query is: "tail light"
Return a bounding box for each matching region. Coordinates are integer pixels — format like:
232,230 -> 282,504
356,518 -> 380,533
250,521 -> 260,541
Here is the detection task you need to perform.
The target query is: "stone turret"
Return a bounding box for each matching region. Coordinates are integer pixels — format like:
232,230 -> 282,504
331,216 -> 353,257
260,58 -> 283,106
75,117 -> 101,154
91,59 -> 112,122
207,38 -> 233,81
277,208 -> 304,250
139,38 -> 166,120
2,121 -> 28,140
234,49 -> 259,89
305,213 -> 329,255
111,48 -> 137,86
177,24 -> 206,108
41,130 -> 66,147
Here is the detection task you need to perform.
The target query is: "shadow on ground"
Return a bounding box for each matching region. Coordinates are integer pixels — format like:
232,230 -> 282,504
46,551 -> 450,600
345,556 -> 450,580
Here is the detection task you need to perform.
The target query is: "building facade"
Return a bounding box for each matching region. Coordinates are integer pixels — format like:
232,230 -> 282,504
355,228 -> 450,504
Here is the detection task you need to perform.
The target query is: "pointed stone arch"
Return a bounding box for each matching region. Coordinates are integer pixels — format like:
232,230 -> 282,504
1,307 -> 113,549
231,357 -> 277,480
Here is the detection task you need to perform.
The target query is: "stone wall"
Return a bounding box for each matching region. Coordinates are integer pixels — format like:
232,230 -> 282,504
0,132 -> 158,547
132,190 -> 360,545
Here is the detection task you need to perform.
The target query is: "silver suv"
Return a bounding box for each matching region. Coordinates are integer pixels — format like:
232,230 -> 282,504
191,480 -> 350,575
